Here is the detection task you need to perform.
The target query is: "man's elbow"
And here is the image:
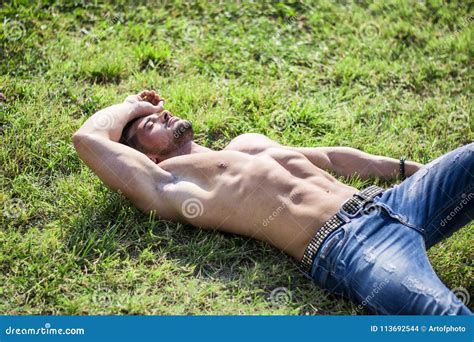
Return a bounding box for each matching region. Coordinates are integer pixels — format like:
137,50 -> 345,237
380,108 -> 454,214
72,131 -> 93,153
72,132 -> 83,150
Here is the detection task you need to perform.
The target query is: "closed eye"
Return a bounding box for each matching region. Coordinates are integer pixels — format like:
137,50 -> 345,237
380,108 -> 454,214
145,118 -> 154,129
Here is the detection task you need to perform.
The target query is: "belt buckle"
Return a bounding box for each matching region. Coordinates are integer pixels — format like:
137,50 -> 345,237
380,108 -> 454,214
338,197 -> 362,219
338,206 -> 361,219
361,199 -> 376,214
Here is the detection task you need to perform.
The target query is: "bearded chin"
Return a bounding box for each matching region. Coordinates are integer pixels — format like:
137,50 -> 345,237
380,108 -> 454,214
155,120 -> 194,157
172,120 -> 194,147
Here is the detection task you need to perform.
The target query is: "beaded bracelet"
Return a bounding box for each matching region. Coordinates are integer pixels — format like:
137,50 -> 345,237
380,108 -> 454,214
400,157 -> 406,181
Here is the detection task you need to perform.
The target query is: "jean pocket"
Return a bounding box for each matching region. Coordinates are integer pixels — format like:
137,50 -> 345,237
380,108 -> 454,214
318,228 -> 347,275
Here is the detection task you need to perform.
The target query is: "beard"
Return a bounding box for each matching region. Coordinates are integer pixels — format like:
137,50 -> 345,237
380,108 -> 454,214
172,120 -> 193,145
157,120 -> 194,156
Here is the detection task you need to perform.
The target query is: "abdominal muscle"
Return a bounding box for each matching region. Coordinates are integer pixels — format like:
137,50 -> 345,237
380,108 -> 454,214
159,150 -> 358,260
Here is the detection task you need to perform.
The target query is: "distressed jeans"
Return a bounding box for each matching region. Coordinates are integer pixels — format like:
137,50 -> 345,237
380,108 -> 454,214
310,142 -> 473,315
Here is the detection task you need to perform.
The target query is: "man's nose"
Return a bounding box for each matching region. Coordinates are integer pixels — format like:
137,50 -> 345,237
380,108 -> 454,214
160,111 -> 172,123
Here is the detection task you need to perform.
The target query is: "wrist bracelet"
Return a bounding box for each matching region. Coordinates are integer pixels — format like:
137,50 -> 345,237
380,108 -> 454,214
400,157 -> 406,181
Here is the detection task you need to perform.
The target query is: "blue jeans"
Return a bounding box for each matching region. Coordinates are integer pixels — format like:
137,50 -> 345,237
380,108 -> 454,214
310,142 -> 473,315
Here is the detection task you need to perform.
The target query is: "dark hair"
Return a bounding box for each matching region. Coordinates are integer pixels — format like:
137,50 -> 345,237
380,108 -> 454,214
119,117 -> 147,153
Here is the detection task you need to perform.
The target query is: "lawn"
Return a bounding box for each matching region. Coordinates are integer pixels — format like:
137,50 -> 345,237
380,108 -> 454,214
1,0 -> 473,315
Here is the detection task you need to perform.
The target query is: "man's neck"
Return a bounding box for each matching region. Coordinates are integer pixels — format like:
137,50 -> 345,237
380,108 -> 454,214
189,141 -> 213,154
157,141 -> 213,163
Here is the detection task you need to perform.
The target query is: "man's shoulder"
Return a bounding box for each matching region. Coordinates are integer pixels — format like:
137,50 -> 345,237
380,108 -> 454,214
230,132 -> 273,142
225,133 -> 280,154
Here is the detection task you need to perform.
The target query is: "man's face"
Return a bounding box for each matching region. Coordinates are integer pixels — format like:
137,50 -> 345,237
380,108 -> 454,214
131,111 -> 193,158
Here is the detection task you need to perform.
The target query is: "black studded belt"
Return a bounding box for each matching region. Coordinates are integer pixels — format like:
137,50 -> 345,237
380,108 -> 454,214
299,185 -> 385,275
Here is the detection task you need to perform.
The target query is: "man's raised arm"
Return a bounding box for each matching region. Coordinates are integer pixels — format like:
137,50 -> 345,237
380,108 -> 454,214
291,146 -> 424,181
72,91 -> 176,217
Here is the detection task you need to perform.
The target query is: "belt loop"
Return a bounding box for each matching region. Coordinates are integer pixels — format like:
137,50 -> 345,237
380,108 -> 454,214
336,211 -> 351,223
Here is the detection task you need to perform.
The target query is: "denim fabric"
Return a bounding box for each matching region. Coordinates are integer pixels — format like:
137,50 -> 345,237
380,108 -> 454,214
310,142 -> 474,315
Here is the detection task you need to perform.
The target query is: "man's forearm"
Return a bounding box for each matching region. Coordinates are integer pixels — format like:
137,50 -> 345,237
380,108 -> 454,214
295,146 -> 423,181
74,91 -> 163,141
325,147 -> 422,181
75,102 -> 141,141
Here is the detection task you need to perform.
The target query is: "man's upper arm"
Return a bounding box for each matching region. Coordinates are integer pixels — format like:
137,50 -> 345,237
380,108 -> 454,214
287,146 -> 334,170
73,133 -> 176,217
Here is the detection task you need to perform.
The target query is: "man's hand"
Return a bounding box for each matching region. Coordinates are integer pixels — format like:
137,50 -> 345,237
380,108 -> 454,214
124,90 -> 164,117
138,90 -> 164,106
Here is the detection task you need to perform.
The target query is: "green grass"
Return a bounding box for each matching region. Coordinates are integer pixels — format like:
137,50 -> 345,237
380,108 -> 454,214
1,0 -> 473,315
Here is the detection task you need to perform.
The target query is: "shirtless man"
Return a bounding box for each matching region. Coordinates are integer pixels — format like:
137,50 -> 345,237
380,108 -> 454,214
73,90 -> 473,315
